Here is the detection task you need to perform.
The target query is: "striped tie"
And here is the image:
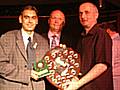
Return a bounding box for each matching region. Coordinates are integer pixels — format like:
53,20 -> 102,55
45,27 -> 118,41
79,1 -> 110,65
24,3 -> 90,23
51,35 -> 57,49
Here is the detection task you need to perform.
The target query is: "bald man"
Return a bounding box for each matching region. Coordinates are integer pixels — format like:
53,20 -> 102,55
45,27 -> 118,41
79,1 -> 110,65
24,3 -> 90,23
48,10 -> 65,35
48,10 -> 66,49
64,2 -> 113,90
42,9 -> 76,50
43,10 -> 77,90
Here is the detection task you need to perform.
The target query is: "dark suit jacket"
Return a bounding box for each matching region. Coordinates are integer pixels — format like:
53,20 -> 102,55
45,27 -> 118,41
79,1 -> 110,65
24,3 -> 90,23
0,30 -> 49,90
42,30 -> 77,50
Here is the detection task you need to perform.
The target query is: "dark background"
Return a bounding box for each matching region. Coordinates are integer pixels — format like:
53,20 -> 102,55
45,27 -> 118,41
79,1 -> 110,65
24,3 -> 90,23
0,0 -> 120,36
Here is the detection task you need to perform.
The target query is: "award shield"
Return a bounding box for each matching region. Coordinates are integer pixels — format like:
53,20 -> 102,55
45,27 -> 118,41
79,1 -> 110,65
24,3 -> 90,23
34,46 -> 81,89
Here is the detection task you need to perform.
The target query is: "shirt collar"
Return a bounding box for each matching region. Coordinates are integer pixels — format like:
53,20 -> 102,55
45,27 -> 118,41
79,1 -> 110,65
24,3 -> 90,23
48,30 -> 61,39
21,28 -> 34,41
111,33 -> 119,39
81,24 -> 99,36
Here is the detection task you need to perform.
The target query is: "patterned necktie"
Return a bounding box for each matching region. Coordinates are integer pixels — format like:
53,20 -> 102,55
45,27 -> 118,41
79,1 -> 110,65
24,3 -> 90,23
26,37 -> 36,69
51,35 -> 57,49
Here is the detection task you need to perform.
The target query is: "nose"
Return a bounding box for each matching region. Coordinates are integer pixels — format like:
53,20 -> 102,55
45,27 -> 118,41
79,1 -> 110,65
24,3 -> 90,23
81,12 -> 86,19
79,12 -> 87,20
55,19 -> 59,23
29,17 -> 33,23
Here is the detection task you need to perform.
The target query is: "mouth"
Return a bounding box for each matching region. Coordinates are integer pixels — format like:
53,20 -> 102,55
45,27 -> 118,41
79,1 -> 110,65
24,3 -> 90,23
27,24 -> 36,28
81,19 -> 87,22
27,24 -> 33,27
53,24 -> 60,26
52,24 -> 60,27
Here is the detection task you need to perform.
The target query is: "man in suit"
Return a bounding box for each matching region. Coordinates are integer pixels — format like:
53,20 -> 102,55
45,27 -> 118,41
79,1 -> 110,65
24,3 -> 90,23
43,10 -> 75,49
43,9 -> 75,90
0,5 -> 49,90
48,10 -> 65,49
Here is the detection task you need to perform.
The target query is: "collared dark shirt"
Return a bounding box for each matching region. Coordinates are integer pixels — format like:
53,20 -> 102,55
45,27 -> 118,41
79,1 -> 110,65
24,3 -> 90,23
76,24 -> 113,90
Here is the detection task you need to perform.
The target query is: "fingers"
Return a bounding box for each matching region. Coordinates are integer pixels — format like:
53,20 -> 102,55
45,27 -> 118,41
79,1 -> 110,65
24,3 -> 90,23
72,76 -> 79,81
60,44 -> 66,49
31,70 -> 39,80
63,77 -> 79,90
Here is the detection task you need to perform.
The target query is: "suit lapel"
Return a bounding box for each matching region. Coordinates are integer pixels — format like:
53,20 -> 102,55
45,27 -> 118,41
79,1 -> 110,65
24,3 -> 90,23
42,33 -> 49,45
16,30 -> 28,61
33,33 -> 38,49
32,33 -> 40,62
33,33 -> 40,53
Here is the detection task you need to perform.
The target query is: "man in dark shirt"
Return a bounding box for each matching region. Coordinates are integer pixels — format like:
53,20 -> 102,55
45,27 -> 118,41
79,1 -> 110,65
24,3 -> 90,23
64,2 -> 113,90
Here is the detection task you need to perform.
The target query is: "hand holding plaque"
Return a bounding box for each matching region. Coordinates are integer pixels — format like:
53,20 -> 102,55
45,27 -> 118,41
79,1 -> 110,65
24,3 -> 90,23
34,45 -> 82,89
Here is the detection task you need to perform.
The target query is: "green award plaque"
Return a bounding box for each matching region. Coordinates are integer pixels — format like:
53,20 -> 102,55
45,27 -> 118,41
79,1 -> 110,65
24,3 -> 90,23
33,59 -> 51,78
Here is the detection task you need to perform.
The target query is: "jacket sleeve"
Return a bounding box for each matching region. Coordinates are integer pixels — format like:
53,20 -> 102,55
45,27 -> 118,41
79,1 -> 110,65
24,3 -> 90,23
0,32 -> 30,84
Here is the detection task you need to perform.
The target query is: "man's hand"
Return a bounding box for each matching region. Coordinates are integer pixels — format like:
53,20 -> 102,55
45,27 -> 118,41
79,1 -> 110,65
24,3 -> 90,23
64,76 -> 80,90
60,44 -> 66,49
31,70 -> 39,80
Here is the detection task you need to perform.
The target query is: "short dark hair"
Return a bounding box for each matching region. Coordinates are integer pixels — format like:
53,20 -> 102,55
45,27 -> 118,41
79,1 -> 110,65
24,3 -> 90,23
107,23 -> 116,31
100,22 -> 117,32
20,5 -> 38,16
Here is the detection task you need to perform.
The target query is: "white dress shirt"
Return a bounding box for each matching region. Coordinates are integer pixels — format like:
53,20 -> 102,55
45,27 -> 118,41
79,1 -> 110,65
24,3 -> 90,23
111,33 -> 120,90
21,29 -> 34,50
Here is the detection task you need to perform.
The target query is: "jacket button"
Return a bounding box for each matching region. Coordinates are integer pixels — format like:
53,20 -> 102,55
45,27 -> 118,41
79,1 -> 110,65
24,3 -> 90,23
24,65 -> 27,68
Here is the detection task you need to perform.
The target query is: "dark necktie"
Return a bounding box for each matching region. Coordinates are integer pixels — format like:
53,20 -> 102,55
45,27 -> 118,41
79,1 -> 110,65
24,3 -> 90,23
26,37 -> 36,69
51,35 -> 57,49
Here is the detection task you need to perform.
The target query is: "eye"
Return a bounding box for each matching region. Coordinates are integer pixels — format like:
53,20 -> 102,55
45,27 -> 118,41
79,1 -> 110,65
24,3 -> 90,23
79,12 -> 82,15
50,17 -> 56,19
24,16 -> 29,19
32,16 -> 37,19
85,11 -> 89,15
51,17 -> 63,21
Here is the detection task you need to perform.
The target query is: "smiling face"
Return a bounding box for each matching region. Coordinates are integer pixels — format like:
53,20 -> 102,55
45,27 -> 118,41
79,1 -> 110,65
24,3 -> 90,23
19,9 -> 38,33
79,2 -> 98,32
48,10 -> 65,34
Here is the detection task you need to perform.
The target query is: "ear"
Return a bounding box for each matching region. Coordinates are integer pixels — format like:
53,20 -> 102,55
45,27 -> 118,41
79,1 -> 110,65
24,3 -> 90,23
95,12 -> 99,19
19,15 -> 22,23
48,18 -> 50,24
62,21 -> 65,26
36,17 -> 38,24
62,18 -> 65,26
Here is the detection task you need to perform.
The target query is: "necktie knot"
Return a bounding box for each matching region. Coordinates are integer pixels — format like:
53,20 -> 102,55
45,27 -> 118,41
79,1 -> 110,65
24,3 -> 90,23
27,37 -> 32,49
52,35 -> 56,39
28,37 -> 31,42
